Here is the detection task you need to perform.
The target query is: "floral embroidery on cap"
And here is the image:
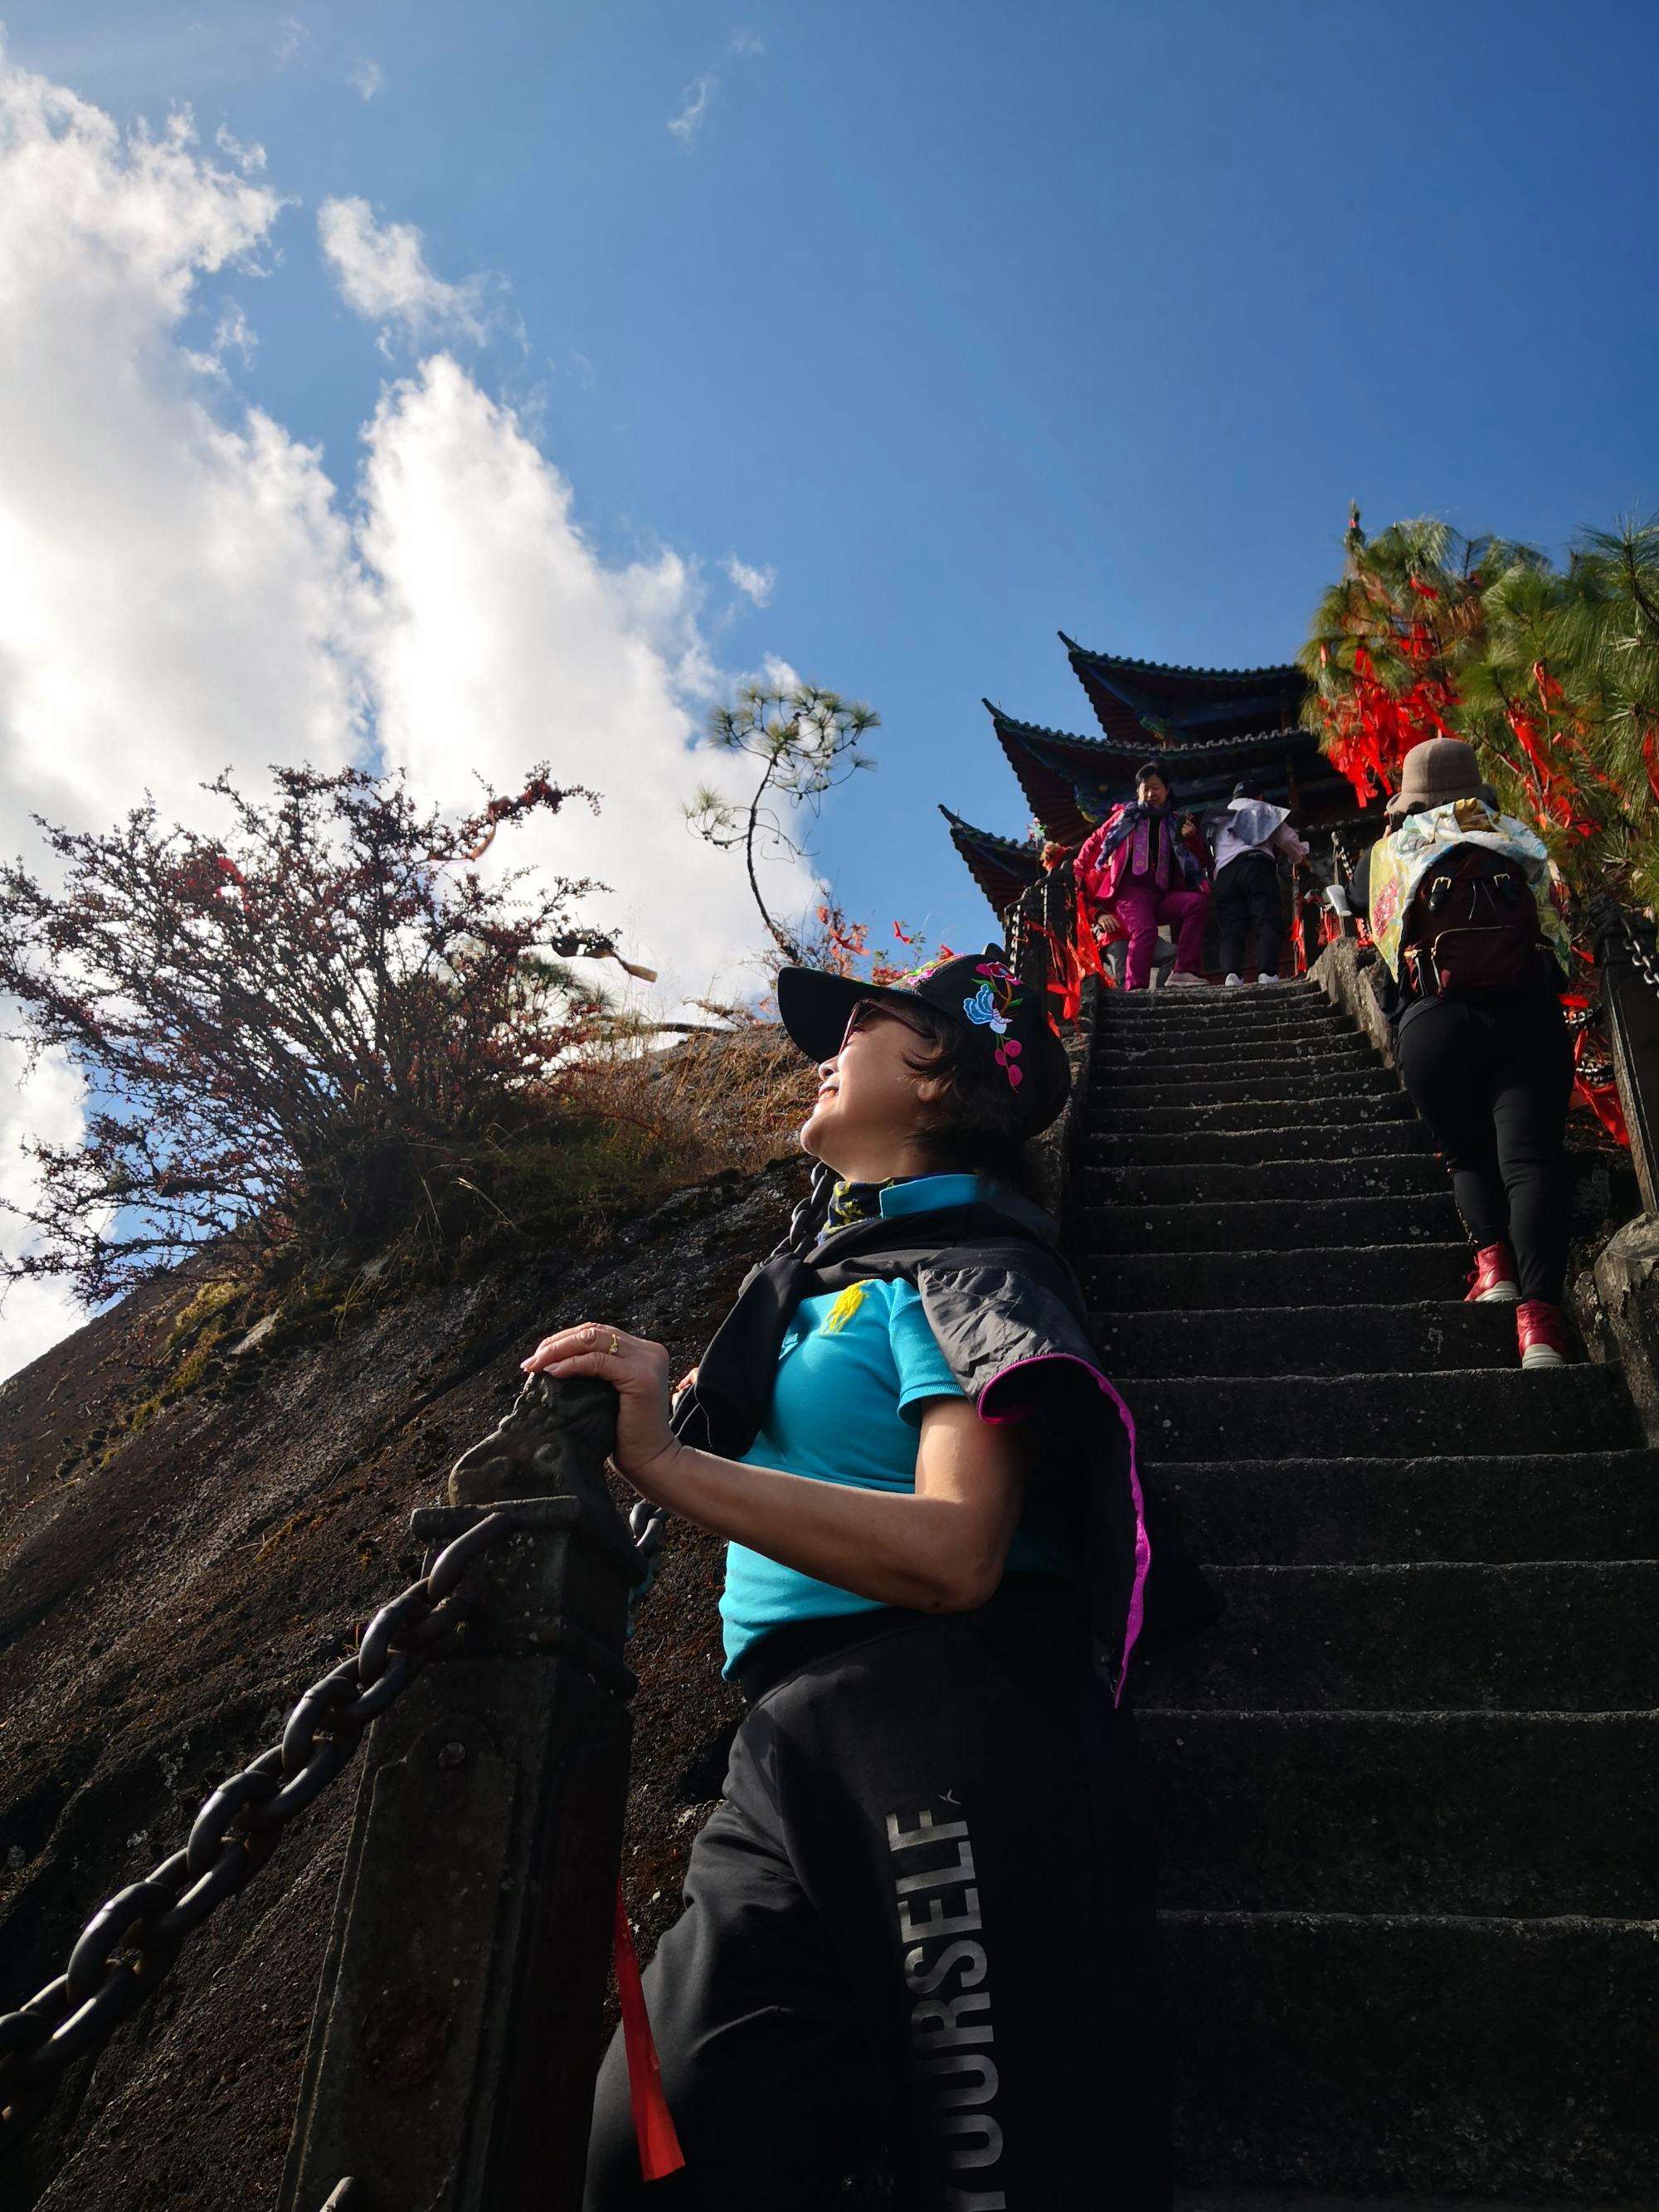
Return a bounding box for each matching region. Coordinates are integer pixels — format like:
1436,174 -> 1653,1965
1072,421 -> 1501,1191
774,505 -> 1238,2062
961,982 -> 1010,1034
962,962 -> 1025,1086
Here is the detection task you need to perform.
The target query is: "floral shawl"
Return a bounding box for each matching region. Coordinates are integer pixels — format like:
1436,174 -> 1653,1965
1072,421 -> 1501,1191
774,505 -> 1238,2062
1367,799 -> 1571,981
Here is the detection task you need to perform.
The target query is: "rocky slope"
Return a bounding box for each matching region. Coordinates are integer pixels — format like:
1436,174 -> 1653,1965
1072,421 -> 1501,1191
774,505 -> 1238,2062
0,1155 -> 808,2210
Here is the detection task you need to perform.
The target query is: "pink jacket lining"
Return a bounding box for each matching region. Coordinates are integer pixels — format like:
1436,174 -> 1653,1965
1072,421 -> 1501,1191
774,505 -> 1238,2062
975,1351 -> 1151,1707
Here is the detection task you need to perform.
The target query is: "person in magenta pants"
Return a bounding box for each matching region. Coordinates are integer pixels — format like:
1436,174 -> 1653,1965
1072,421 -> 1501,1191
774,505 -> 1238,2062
1075,762 -> 1213,989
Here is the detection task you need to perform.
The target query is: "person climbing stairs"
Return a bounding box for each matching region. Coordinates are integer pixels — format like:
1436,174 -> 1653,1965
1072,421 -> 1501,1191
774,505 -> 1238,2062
1078,978 -> 1659,2204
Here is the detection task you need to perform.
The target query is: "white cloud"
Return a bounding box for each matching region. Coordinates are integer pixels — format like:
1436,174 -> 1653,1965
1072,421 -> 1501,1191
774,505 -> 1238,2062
669,31 -> 766,148
0,1040 -> 90,1384
214,300 -> 257,363
318,196 -> 491,347
723,553 -> 776,606
0,46 -> 818,1370
0,49 -> 367,847
274,16 -> 309,69
357,355 -> 815,997
668,73 -> 716,147
214,123 -> 265,174
348,58 -> 384,103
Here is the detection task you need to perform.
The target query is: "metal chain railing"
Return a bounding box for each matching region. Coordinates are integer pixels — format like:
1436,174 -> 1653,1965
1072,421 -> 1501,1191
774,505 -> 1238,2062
1611,902 -> 1659,1004
0,1510 -> 518,2154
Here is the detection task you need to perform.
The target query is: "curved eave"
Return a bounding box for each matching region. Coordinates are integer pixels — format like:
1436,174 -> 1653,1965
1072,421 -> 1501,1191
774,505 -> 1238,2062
1060,631 -> 1309,746
985,701 -> 1369,840
1058,633 -> 1304,688
940,805 -> 1044,917
985,702 -> 1101,843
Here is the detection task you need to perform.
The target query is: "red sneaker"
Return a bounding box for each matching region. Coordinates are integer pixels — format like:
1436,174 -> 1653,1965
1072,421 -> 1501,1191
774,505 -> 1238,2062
1466,1243 -> 1520,1304
1516,1300 -> 1569,1369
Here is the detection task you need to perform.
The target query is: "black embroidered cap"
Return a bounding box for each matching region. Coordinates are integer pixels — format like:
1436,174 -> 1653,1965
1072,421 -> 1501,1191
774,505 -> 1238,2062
776,944 -> 1073,1135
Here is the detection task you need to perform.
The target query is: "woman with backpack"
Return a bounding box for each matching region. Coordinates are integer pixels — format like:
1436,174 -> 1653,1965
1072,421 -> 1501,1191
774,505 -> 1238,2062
1350,739 -> 1575,1369
522,948 -> 1190,2210
1075,761 -> 1214,988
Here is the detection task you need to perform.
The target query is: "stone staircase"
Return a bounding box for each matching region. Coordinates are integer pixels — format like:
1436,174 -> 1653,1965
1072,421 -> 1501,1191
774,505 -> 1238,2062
1077,980 -> 1659,2205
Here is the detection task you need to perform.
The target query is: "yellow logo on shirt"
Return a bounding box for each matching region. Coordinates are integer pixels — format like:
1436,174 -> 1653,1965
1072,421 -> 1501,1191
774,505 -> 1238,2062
822,1281 -> 871,1334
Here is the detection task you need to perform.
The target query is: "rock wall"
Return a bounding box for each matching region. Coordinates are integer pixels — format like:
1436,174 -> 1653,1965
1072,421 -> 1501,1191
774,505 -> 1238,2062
0,1156 -> 808,2210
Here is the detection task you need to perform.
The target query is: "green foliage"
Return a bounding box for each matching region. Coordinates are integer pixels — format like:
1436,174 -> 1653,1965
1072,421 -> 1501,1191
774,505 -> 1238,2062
688,679 -> 878,963
1300,508 -> 1659,918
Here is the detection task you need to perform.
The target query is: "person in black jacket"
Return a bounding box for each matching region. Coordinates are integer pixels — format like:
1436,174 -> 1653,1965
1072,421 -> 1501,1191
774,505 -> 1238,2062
522,949 -> 1182,2210
1350,740 -> 1575,1369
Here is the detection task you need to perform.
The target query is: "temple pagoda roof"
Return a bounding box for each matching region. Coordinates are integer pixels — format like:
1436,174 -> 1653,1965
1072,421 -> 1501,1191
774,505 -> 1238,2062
984,701 -> 1344,845
938,805 -> 1045,916
1060,632 -> 1308,750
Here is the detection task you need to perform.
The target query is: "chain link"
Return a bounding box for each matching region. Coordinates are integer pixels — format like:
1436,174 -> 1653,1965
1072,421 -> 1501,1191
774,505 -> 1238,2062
1586,891 -> 1659,1004
1616,905 -> 1659,1004
0,1510 -> 518,2154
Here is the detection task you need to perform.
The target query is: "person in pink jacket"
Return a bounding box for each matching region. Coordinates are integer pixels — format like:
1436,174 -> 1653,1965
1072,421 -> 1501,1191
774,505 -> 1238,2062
1075,762 -> 1213,989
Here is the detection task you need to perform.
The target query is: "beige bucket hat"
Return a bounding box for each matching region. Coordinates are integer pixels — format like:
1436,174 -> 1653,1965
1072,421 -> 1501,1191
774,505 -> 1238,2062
1384,737 -> 1490,819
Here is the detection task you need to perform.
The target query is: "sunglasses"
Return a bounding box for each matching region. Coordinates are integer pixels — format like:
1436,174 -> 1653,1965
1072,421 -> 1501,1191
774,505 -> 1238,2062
842,997 -> 933,1041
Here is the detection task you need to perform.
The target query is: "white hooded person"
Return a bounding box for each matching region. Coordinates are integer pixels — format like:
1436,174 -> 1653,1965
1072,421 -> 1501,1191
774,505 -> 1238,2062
1207,775 -> 1310,984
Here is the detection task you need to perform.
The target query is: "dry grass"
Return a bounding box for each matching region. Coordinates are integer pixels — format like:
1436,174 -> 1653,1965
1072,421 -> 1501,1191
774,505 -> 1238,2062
562,1022 -> 820,1198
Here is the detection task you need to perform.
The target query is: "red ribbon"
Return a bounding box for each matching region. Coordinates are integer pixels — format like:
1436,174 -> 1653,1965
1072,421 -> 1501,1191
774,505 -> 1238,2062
1562,994 -> 1631,1147
613,1882 -> 685,2182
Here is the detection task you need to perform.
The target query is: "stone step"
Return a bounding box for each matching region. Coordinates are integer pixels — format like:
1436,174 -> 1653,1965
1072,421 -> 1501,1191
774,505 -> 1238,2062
1090,1299 -> 1515,1378
1087,1192 -> 1460,1254
1156,1450 -> 1659,1566
1104,1033 -> 1372,1073
1135,1560 -> 1659,1712
1100,1015 -> 1341,1049
1099,1005 -> 1348,1038
1092,1067 -> 1396,1107
1089,1155 -> 1446,1208
1104,981 -> 1327,1015
1161,1910 -> 1658,2197
1091,1094 -> 1414,1137
1092,1121 -> 1435,1166
1146,1709 -> 1659,1918
1121,1364 -> 1638,1461
1083,1242 -> 1469,1310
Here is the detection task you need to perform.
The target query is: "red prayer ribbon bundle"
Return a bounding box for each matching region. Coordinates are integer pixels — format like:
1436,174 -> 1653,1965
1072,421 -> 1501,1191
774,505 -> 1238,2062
1561,994 -> 1631,1147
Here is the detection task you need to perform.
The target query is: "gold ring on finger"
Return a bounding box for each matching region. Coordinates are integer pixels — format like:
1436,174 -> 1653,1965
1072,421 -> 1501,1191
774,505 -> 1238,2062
608,1330 -> 620,1356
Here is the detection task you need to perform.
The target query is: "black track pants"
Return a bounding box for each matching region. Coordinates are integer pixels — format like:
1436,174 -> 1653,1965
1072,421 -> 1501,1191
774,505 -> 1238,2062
1396,994 -> 1574,1303
1213,852 -> 1283,978
583,1582 -> 1169,2212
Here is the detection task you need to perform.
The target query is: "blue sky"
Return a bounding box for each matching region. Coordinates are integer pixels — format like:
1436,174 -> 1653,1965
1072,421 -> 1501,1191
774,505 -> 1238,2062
8,0 -> 1657,958
2,0 -> 1659,1373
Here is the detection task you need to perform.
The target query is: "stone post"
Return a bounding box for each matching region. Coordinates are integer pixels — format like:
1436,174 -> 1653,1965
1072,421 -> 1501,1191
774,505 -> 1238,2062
278,1375 -> 645,2212
1591,901 -> 1659,1215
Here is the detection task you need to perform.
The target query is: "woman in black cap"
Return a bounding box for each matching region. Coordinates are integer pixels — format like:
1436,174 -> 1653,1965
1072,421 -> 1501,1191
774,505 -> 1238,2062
524,948 -> 1173,2210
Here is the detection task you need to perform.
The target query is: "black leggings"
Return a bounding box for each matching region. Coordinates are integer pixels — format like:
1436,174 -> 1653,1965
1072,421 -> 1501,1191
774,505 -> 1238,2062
1396,994 -> 1574,1303
583,1584 -> 1168,2211
1214,852 -> 1283,978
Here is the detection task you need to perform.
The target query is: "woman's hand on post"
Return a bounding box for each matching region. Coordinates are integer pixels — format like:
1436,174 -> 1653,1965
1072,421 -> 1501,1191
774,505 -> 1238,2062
519,1322 -> 682,1493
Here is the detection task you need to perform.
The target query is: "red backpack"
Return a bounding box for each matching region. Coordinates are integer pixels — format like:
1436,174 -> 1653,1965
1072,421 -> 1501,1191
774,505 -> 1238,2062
1399,843 -> 1554,999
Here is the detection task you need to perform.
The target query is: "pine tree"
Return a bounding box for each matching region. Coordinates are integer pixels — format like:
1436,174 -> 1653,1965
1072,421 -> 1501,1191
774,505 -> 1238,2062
1298,508 -> 1659,923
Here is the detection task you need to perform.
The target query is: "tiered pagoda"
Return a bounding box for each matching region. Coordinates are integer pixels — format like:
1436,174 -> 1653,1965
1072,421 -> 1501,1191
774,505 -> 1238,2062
943,634 -> 1375,919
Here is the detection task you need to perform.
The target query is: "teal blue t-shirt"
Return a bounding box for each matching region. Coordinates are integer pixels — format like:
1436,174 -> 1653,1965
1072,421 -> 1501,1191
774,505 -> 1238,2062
719,1174 -> 1059,1672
